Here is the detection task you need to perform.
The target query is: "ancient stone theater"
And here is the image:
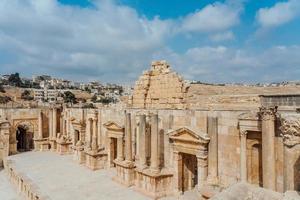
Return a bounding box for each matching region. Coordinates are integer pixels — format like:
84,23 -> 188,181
0,61 -> 300,200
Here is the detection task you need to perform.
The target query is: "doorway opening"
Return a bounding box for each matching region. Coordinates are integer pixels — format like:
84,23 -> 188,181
179,153 -> 198,193
74,130 -> 80,145
16,125 -> 34,152
110,138 -> 117,167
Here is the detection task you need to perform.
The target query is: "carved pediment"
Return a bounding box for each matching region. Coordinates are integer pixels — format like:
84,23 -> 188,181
103,121 -> 124,132
169,127 -> 210,144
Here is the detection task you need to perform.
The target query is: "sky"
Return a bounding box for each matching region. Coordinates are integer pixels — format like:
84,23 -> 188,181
0,0 -> 300,84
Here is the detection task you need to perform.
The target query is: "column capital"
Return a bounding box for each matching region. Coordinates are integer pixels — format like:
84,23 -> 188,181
280,116 -> 300,148
240,130 -> 248,137
259,106 -> 277,121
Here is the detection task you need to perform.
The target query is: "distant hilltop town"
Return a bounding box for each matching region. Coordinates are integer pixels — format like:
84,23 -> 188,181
1,69 -> 300,109
0,73 -> 132,107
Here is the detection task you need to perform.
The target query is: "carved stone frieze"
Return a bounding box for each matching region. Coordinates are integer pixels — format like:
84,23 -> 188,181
279,116 -> 300,148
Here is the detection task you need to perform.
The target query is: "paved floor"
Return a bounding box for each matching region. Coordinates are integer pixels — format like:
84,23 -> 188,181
0,169 -> 22,200
6,152 -> 199,200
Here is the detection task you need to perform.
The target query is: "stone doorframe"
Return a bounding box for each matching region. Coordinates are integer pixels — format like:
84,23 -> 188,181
238,112 -> 261,183
169,127 -> 210,193
103,121 -> 124,168
70,118 -> 86,146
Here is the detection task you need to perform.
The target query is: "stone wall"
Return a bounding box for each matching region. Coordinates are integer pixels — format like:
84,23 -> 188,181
260,94 -> 300,107
130,61 -> 188,109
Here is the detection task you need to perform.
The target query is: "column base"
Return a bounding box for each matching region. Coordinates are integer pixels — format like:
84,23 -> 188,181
33,138 -> 49,151
113,160 -> 135,187
56,141 -> 72,155
85,150 -> 107,170
72,146 -> 85,164
9,142 -> 17,155
49,138 -> 57,151
199,183 -> 223,199
134,167 -> 173,199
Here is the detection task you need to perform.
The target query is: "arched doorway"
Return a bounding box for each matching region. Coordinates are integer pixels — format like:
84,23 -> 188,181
16,124 -> 34,152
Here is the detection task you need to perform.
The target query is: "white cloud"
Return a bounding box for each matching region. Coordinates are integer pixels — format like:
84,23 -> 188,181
154,45 -> 300,83
256,0 -> 300,28
0,0 -> 299,84
0,0 -> 172,83
209,31 -> 234,42
180,2 -> 242,33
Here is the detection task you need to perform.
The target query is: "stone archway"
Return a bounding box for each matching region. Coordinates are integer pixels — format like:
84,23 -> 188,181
9,119 -> 38,154
169,127 -> 210,194
16,122 -> 34,152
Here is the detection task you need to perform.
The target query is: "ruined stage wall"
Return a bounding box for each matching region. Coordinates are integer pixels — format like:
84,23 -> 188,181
67,107 -> 285,191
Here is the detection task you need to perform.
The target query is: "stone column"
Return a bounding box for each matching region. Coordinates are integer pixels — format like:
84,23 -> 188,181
260,107 -> 277,191
38,110 -> 43,139
197,155 -> 208,189
52,108 -> 57,139
62,117 -> 66,136
117,137 -> 124,161
207,116 -> 218,183
86,119 -> 92,149
66,111 -> 70,137
150,114 -> 160,171
91,118 -> 98,151
48,109 -> 53,139
125,112 -> 132,162
97,111 -> 101,148
138,114 -> 147,168
173,151 -> 182,193
240,130 -> 247,182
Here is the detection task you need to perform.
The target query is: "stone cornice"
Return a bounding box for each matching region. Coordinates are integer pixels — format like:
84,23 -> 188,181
259,106 -> 277,121
279,116 -> 300,148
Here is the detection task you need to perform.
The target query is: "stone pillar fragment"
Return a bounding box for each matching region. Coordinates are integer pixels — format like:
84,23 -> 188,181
92,118 -> 98,151
38,110 -> 43,139
138,114 -> 147,168
260,107 -> 277,191
197,155 -> 208,189
86,119 -> 92,149
150,114 -> 159,171
48,109 -> 53,139
125,112 -> 133,162
53,108 -> 57,139
207,116 -> 218,183
240,130 -> 247,182
117,137 -> 124,161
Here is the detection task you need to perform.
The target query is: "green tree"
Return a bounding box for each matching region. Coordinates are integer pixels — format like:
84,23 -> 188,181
21,90 -> 33,101
91,94 -> 97,103
82,103 -> 95,108
0,96 -> 12,104
99,97 -> 114,105
8,73 -> 23,87
0,84 -> 5,93
63,91 -> 77,104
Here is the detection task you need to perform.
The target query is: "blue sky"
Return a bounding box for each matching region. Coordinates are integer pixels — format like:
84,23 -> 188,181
0,0 -> 300,84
